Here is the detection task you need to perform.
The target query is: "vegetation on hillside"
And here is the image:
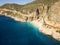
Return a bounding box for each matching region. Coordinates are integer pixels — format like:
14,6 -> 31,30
0,3 -> 24,11
20,0 -> 59,14
0,0 -> 59,14
32,0 -> 59,5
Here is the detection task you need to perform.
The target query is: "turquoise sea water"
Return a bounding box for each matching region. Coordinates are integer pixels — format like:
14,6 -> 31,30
0,15 -> 60,45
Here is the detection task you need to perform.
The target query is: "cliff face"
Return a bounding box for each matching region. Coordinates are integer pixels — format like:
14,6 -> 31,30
48,1 -> 60,24
44,1 -> 60,29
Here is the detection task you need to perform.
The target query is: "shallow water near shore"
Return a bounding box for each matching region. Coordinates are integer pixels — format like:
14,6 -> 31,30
0,15 -> 60,45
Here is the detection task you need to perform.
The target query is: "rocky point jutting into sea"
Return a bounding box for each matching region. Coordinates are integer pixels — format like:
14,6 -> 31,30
0,0 -> 60,41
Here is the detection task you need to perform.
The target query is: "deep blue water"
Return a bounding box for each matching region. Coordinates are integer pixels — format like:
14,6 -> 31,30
0,15 -> 60,45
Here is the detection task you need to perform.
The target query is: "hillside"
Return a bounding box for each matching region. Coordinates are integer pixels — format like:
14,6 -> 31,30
45,1 -> 60,27
0,3 -> 24,11
0,0 -> 60,21
20,0 -> 59,14
33,0 -> 59,5
0,0 -> 59,14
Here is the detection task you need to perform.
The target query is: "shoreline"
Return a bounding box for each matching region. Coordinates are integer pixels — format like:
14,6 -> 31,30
0,14 -> 60,41
31,19 -> 60,41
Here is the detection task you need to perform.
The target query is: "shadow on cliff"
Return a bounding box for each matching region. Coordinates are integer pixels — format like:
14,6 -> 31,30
0,15 -> 60,45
